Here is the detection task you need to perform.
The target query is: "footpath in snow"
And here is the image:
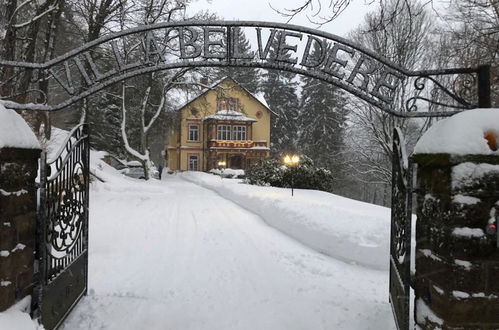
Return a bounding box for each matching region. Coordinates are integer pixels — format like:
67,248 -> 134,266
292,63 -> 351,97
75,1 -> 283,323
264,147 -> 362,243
1,153 -> 396,329
58,161 -> 394,330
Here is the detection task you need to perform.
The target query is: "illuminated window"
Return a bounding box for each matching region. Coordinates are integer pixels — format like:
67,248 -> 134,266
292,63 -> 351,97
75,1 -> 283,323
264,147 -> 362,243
217,125 -> 231,140
232,125 -> 246,141
188,124 -> 199,141
217,97 -> 239,111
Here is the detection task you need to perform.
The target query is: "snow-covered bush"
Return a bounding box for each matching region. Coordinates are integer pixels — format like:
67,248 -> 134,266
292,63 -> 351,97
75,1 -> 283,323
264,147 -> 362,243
245,156 -> 334,192
245,159 -> 284,186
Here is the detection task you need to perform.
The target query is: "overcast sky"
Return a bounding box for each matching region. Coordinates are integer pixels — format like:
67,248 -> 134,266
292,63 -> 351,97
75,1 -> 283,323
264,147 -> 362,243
189,0 -> 374,37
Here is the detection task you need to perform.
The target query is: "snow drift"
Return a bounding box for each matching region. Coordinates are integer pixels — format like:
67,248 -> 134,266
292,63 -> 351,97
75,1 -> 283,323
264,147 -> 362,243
414,108 -> 499,155
181,172 -> 391,270
0,102 -> 40,149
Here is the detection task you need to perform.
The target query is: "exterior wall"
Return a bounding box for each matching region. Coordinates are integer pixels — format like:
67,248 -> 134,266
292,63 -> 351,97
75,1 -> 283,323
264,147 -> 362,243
0,147 -> 40,312
413,153 -> 499,329
167,78 -> 272,171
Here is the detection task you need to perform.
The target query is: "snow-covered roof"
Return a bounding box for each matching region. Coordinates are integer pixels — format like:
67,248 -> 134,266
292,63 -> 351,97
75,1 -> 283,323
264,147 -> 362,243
254,91 -> 270,110
0,102 -> 40,149
175,76 -> 277,116
203,109 -> 256,122
414,108 -> 499,155
127,160 -> 142,167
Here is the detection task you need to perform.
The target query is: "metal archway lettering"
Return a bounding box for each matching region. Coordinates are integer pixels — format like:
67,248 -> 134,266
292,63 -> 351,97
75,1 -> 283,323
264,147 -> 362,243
0,21 -> 491,116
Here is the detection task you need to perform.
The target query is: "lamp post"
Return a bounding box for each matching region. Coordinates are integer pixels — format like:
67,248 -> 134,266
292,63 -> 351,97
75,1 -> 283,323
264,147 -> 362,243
283,154 -> 300,196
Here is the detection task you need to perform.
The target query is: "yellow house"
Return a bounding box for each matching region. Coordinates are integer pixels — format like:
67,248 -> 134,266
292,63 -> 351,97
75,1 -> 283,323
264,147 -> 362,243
166,77 -> 275,171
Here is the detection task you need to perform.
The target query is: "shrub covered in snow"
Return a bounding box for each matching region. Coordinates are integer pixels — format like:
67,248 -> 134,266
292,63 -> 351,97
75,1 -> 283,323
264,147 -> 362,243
245,159 -> 284,186
245,156 -> 334,192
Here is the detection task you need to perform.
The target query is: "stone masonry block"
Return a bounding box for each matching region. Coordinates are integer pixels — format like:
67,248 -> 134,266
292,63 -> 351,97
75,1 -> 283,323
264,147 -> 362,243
0,163 -> 36,191
0,282 -> 16,312
16,267 -> 33,299
0,193 -> 36,217
0,222 -> 15,251
12,246 -> 33,271
12,212 -> 36,243
0,253 -> 13,280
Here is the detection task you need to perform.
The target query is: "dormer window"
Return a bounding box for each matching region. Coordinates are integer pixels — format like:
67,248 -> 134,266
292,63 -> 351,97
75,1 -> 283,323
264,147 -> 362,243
217,97 -> 239,111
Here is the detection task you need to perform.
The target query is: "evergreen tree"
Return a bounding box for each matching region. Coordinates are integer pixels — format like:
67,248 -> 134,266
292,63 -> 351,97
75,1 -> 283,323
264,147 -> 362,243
261,39 -> 301,156
214,28 -> 260,93
298,43 -> 348,184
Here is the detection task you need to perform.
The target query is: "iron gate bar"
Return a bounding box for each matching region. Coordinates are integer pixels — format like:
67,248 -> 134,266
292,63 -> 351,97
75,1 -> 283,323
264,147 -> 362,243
0,20 -> 489,117
389,127 -> 413,330
36,124 -> 89,330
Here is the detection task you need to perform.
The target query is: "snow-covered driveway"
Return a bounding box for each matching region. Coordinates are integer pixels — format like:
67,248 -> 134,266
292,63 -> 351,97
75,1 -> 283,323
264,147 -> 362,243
61,175 -> 395,330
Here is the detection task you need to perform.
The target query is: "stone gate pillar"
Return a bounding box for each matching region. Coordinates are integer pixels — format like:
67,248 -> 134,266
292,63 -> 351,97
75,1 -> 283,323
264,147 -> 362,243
412,109 -> 499,329
0,105 -> 41,312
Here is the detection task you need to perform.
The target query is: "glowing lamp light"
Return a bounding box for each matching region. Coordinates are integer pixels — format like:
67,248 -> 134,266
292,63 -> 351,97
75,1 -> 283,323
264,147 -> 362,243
218,161 -> 226,167
283,154 -> 300,166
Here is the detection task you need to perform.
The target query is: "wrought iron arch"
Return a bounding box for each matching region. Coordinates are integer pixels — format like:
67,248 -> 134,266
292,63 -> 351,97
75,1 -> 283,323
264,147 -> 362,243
0,20 -> 491,117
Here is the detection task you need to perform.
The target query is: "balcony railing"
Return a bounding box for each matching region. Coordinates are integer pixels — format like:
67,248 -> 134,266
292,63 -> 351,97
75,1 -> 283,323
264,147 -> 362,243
208,140 -> 267,149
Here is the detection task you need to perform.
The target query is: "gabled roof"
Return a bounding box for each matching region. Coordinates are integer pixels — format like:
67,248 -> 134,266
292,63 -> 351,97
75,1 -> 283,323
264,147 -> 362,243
175,76 -> 277,116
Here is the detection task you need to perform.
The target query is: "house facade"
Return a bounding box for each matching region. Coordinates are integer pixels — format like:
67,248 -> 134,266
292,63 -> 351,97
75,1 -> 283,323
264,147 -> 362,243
166,77 -> 274,171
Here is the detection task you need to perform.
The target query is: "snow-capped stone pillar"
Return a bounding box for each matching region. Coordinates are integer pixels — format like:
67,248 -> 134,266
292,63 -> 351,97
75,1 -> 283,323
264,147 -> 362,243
412,109 -> 499,329
0,104 -> 41,312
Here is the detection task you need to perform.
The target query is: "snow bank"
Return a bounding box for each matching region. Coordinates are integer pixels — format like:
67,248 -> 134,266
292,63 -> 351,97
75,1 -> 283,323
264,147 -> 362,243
414,108 -> 499,155
0,102 -> 40,149
209,168 -> 245,178
181,172 -> 392,270
0,296 -> 44,330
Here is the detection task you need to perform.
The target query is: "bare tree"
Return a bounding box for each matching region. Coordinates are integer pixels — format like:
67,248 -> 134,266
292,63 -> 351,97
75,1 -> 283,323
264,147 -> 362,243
439,0 -> 499,105
271,0 -> 434,28
120,69 -> 189,179
340,0 -> 433,205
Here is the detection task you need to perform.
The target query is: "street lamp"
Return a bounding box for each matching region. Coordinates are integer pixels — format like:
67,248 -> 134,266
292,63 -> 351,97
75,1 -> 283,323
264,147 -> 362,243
283,154 -> 300,196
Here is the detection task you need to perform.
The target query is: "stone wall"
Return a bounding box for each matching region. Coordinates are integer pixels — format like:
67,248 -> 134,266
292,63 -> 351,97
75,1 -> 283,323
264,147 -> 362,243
413,153 -> 499,329
0,147 -> 40,312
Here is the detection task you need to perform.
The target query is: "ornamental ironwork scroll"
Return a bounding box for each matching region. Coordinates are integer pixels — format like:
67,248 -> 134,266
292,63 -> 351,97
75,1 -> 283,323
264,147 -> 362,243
389,127 -> 413,330
0,21 -> 491,117
37,124 -> 89,330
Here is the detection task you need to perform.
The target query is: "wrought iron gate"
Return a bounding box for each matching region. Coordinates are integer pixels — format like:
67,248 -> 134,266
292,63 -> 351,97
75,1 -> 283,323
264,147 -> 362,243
37,124 -> 89,330
389,127 -> 414,330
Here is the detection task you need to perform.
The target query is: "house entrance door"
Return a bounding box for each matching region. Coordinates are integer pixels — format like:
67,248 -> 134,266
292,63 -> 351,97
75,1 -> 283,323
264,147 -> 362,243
229,155 -> 243,169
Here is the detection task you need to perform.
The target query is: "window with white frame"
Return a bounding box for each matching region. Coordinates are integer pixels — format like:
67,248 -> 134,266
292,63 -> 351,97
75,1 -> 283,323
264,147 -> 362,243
188,154 -> 199,171
217,125 -> 231,140
188,124 -> 199,141
232,125 -> 247,141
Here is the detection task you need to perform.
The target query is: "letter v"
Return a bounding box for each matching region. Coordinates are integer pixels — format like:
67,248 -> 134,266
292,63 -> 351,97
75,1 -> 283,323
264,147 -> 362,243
256,28 -> 277,60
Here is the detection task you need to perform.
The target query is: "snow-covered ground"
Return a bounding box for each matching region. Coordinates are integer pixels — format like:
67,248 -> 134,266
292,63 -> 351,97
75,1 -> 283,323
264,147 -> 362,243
1,148 -> 396,329
57,164 -> 395,330
182,172 -> 391,270
0,297 -> 41,330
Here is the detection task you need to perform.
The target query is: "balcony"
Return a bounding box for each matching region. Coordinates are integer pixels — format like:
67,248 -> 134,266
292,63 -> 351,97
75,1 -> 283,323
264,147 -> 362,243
208,140 -> 268,149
